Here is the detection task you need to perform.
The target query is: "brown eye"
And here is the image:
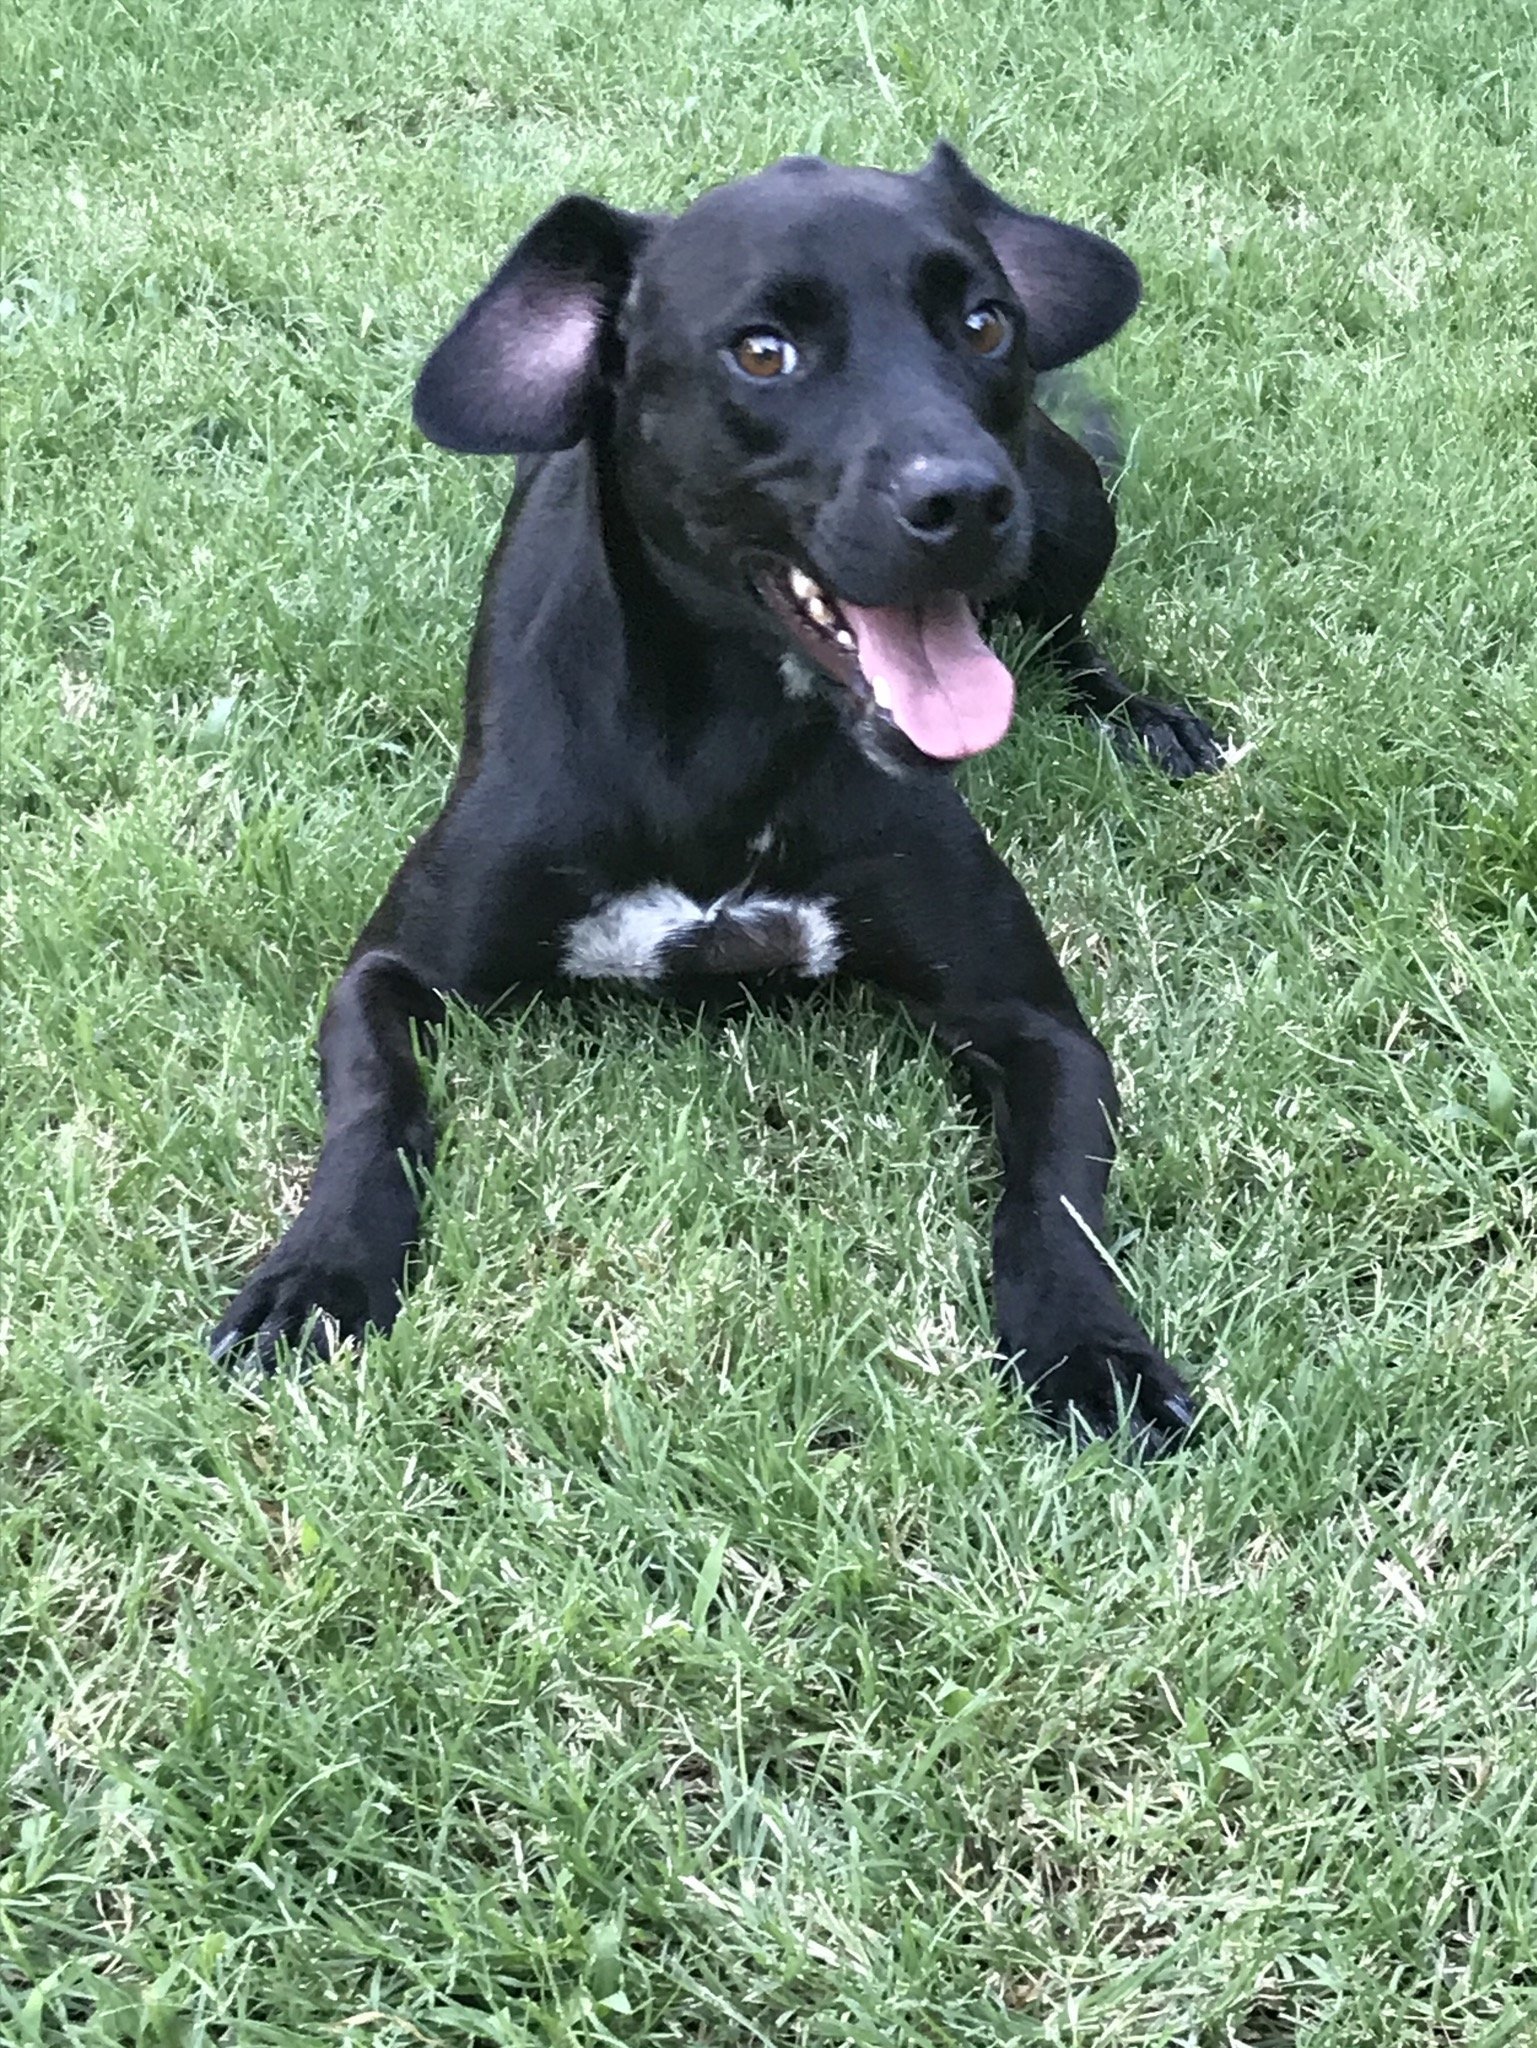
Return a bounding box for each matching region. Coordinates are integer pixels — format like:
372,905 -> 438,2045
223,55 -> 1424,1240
962,303 -> 1012,356
731,332 -> 799,379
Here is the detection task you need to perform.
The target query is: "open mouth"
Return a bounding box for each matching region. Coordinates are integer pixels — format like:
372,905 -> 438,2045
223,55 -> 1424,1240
751,558 -> 1016,761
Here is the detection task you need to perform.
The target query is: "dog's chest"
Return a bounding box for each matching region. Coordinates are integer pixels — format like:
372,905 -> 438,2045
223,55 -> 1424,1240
559,863 -> 840,986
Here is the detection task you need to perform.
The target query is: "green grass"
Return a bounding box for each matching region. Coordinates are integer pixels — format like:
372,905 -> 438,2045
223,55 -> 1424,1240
5,0 -> 1537,2040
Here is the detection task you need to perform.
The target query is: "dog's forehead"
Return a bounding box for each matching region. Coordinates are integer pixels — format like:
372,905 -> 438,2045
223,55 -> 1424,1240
642,159 -> 978,298
683,155 -> 912,222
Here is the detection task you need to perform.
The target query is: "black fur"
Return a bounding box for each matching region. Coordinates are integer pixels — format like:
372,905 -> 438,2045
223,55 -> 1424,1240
211,145 -> 1226,1450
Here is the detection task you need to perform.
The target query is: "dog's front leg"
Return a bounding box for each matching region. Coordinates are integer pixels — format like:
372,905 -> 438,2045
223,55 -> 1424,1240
934,989 -> 1192,1450
210,946 -> 443,1369
813,791 -> 1193,1450
210,815 -> 557,1369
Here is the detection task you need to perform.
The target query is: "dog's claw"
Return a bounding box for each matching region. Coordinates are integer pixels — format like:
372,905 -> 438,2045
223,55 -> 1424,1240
1162,1389 -> 1196,1432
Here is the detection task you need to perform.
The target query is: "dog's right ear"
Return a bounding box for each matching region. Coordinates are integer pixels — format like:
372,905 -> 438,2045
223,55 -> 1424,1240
413,196 -> 657,455
920,141 -> 1141,372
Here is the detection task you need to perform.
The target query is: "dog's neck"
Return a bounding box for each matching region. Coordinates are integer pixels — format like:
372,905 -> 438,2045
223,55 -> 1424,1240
470,441 -> 841,889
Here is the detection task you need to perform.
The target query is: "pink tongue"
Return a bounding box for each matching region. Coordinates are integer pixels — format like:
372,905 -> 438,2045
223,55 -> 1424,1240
839,594 -> 1015,759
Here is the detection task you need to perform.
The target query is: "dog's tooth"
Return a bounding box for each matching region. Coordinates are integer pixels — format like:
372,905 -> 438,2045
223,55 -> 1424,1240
788,567 -> 817,603
834,627 -> 855,650
869,674 -> 893,710
807,595 -> 835,628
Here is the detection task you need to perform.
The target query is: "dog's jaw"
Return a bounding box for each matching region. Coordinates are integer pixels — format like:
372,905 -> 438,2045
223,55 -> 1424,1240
751,557 -> 865,690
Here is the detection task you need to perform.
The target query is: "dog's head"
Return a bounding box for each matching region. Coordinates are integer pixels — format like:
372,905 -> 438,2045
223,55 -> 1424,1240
414,144 -> 1139,762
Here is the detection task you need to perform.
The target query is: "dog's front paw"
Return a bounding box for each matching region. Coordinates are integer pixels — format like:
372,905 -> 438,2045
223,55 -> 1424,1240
998,1294 -> 1194,1456
1107,695 -> 1227,781
210,1218 -> 400,1372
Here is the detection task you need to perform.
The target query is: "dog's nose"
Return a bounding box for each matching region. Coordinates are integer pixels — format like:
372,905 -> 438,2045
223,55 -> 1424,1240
892,456 -> 1016,547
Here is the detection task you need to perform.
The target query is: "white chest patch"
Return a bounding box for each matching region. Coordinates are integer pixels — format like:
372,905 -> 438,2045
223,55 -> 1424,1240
560,882 -> 841,984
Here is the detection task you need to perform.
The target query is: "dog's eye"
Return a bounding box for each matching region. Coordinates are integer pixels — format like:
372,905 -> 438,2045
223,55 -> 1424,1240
962,303 -> 1013,357
731,332 -> 799,379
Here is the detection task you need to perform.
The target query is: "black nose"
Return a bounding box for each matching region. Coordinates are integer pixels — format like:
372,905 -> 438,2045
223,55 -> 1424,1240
893,455 -> 1016,546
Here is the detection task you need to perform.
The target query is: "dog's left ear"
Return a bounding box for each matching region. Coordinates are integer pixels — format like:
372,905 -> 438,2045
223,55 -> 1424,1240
413,195 -> 658,454
921,141 -> 1141,372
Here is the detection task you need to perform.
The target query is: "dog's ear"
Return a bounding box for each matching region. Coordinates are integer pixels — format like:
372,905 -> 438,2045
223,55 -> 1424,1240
921,140 -> 1141,372
413,196 -> 657,454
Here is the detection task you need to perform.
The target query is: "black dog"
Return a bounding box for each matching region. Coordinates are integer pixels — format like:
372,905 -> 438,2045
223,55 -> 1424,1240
211,143 -> 1224,1448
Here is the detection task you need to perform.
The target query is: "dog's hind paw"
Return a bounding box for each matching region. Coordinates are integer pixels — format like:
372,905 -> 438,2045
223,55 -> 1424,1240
1104,695 -> 1228,781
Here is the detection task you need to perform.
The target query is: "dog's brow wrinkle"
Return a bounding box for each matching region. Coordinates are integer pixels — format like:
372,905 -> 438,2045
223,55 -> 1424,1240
559,884 -> 840,983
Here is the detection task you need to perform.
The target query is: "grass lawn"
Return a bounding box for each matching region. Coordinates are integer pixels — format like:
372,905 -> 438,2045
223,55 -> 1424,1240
5,0 -> 1537,2040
